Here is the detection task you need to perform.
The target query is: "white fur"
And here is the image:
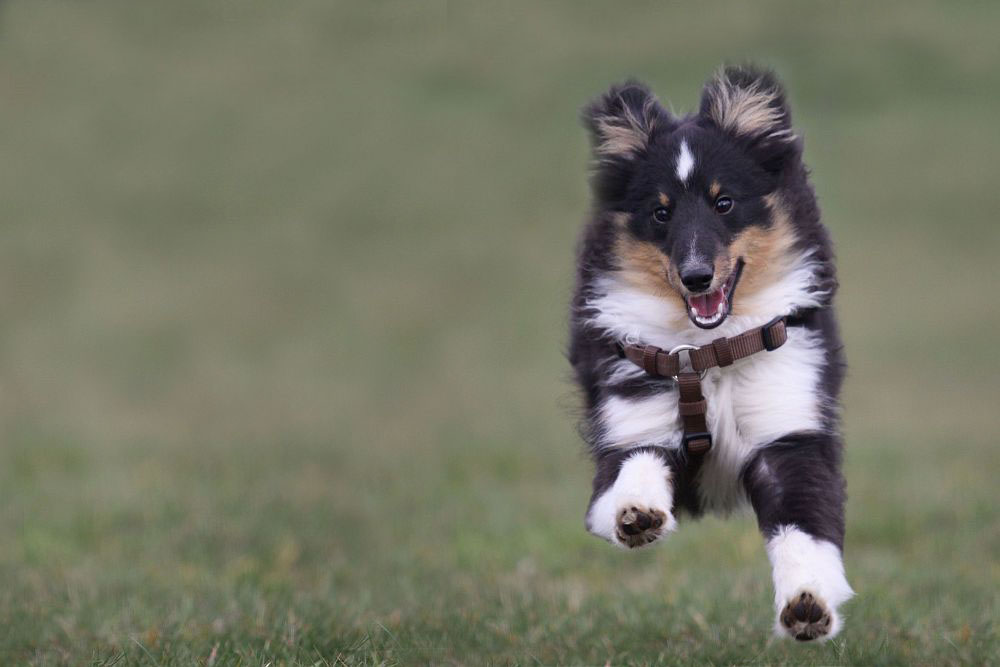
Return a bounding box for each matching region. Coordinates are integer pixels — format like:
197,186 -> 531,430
696,327 -> 826,510
586,252 -> 830,511
598,394 -> 682,450
601,358 -> 648,386
675,139 -> 695,183
586,450 -> 677,547
766,525 -> 854,639
735,255 -> 830,323
587,251 -> 828,350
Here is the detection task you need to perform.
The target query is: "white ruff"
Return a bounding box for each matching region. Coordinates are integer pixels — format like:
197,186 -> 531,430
766,526 -> 854,639
586,450 -> 677,547
585,253 -> 830,511
675,139 -> 695,183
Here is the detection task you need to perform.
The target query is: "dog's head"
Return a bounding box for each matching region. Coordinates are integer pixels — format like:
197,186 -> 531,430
583,66 -> 805,329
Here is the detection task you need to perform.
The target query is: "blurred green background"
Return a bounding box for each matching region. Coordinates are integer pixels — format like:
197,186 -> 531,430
1,1 -> 998,664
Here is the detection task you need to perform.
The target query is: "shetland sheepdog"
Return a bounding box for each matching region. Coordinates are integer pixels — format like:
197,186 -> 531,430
569,65 -> 852,641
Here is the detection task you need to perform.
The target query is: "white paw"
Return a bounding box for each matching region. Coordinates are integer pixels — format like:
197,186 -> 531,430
766,526 -> 854,641
586,451 -> 677,549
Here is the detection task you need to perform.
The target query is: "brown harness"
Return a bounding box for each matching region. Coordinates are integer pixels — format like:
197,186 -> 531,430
617,316 -> 789,458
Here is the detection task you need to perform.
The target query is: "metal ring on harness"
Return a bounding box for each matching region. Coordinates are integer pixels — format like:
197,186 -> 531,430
669,344 -> 707,380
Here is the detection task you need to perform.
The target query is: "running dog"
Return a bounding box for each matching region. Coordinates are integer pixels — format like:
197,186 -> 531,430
569,65 -> 853,641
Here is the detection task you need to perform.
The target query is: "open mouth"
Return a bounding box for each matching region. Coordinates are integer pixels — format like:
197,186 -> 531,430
684,259 -> 744,329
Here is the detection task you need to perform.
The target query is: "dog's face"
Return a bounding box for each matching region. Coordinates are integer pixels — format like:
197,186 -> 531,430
584,67 -> 803,329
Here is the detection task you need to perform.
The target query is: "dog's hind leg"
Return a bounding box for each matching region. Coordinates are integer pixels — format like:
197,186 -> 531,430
743,433 -> 854,641
585,447 -> 678,549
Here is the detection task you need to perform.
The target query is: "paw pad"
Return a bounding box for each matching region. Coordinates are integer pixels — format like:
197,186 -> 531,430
616,506 -> 666,548
780,591 -> 833,641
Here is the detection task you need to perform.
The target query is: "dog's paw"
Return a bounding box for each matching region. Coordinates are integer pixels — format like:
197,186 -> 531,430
766,526 -> 853,641
585,451 -> 677,548
615,504 -> 670,548
779,590 -> 834,641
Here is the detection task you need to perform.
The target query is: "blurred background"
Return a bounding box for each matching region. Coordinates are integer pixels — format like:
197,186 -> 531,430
1,1 -> 997,664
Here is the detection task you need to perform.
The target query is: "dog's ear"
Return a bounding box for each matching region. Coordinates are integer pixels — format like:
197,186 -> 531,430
582,81 -> 673,204
583,80 -> 669,161
699,65 -> 799,172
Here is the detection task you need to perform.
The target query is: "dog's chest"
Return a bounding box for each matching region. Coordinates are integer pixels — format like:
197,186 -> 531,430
694,331 -> 826,511
586,269 -> 831,511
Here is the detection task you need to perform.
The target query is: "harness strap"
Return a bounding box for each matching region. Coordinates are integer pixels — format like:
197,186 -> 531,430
617,316 -> 790,458
676,372 -> 711,455
620,316 -> 788,378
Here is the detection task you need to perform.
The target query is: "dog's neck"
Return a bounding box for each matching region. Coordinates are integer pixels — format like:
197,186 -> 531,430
585,251 -> 827,350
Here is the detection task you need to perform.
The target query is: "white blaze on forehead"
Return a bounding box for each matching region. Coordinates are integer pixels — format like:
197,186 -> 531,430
675,139 -> 695,183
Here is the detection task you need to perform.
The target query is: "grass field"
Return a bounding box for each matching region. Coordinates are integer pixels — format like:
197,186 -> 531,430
1,1 -> 998,664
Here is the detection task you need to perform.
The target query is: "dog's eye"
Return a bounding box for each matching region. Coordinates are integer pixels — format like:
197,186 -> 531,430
652,206 -> 671,224
714,196 -> 734,215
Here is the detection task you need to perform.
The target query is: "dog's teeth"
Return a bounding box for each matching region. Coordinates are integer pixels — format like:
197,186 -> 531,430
716,301 -> 725,314
690,307 -> 698,317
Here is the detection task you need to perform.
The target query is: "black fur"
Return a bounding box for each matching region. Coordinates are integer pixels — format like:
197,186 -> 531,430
743,432 -> 846,549
570,65 -> 847,552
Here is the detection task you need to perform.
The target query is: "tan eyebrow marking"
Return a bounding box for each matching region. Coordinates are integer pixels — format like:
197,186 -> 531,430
709,181 -> 721,198
658,192 -> 670,206
610,212 -> 632,228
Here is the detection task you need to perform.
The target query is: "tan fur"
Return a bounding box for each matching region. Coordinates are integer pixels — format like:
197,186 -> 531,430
612,217 -> 689,327
595,120 -> 646,157
595,95 -> 659,159
707,72 -> 791,140
610,212 -> 631,228
727,194 -> 800,316
712,253 -> 731,287
658,192 -> 670,206
709,181 -> 721,198
611,195 -> 799,321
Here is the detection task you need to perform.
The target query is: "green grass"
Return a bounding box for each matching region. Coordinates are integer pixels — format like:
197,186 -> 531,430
1,1 -> 998,664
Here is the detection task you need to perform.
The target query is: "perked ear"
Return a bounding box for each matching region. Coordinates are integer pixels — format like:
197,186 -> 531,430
699,65 -> 798,170
582,80 -> 671,162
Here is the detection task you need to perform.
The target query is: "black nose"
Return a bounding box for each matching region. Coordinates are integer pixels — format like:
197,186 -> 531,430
680,266 -> 714,293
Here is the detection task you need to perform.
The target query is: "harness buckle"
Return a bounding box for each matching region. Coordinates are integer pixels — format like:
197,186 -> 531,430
683,431 -> 712,454
761,316 -> 786,352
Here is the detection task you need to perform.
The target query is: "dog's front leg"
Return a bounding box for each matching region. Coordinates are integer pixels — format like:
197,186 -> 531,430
743,433 -> 854,641
585,447 -> 678,549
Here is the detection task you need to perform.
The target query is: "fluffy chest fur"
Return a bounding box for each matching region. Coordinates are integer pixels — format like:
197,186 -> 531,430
585,259 -> 830,512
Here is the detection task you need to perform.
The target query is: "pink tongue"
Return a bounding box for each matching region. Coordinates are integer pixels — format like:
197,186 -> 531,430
689,288 -> 725,318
